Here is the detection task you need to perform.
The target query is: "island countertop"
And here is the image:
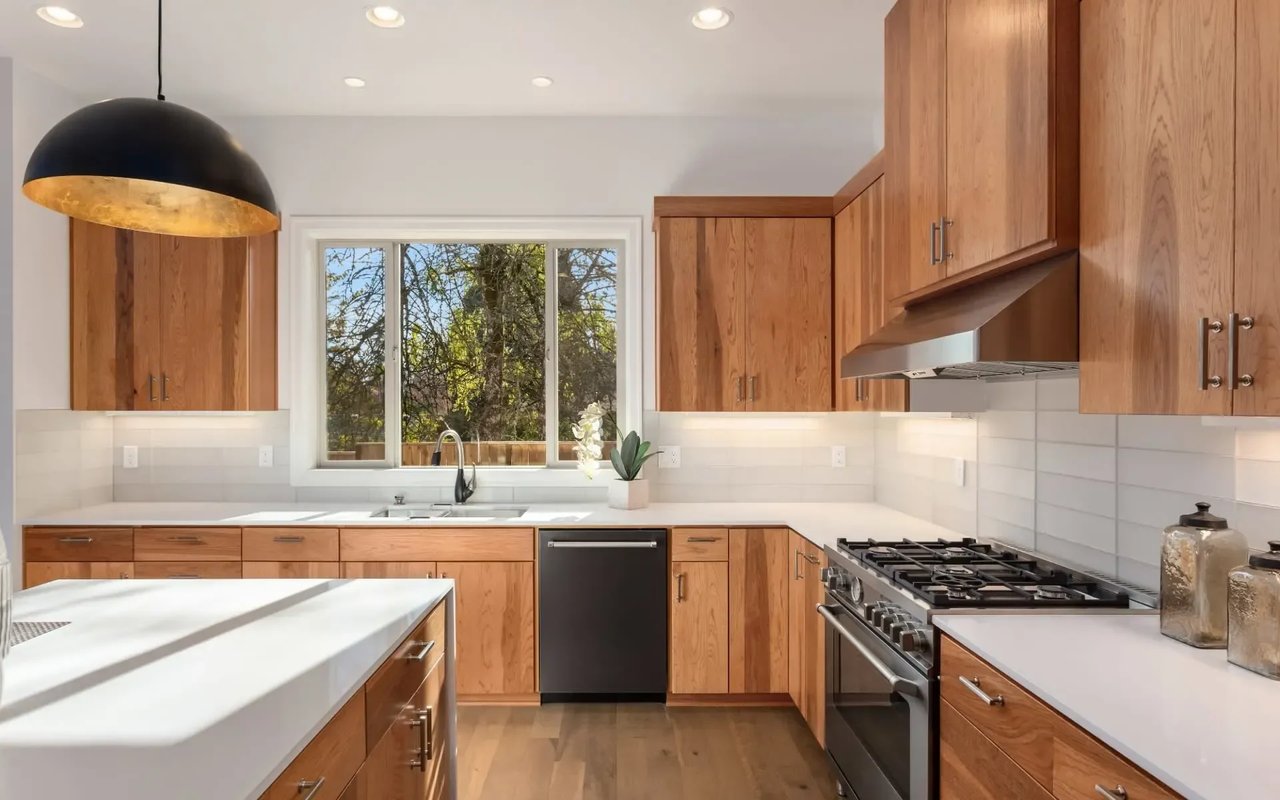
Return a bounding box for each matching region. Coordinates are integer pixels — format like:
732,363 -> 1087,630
0,578 -> 452,800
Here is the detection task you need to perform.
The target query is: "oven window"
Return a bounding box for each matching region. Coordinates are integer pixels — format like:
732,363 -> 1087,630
833,632 -> 913,796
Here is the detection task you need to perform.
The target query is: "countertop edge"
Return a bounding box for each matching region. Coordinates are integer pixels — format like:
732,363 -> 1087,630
934,616 -> 1200,800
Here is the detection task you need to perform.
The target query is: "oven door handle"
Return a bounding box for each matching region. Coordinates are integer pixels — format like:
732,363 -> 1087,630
817,604 -> 921,698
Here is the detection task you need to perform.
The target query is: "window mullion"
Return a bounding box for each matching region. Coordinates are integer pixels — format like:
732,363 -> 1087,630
384,242 -> 403,468
544,244 -> 559,467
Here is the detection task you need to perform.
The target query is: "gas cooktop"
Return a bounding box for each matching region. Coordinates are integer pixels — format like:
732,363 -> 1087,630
836,537 -> 1131,609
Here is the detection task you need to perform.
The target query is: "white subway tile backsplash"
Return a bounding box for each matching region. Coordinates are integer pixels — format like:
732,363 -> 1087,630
1037,473 -> 1115,518
978,411 -> 1036,441
1235,458 -> 1280,508
1035,533 -> 1116,575
1116,521 -> 1162,567
1119,415 -> 1235,456
978,436 -> 1036,469
1036,411 -> 1116,446
1038,442 -> 1117,482
1035,376 -> 1082,411
1118,448 -> 1234,497
1116,485 -> 1233,529
1036,502 -> 1115,553
979,463 -> 1035,498
1234,428 -> 1280,461
983,379 -> 1037,411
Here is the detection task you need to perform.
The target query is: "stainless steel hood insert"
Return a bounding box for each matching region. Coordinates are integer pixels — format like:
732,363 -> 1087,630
841,253 -> 1078,380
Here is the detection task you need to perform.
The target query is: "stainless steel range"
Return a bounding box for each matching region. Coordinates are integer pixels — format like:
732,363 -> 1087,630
819,537 -> 1135,800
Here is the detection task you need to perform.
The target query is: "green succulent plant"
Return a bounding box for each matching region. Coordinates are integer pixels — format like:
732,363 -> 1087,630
609,431 -> 661,481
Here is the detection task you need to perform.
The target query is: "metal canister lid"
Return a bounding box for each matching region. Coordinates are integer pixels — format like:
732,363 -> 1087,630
1178,502 -> 1228,530
1248,541 -> 1280,570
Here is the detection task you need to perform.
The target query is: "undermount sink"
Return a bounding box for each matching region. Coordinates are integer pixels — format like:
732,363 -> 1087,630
374,503 -> 529,520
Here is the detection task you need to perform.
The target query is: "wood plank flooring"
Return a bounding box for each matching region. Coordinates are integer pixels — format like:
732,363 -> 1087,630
457,703 -> 838,800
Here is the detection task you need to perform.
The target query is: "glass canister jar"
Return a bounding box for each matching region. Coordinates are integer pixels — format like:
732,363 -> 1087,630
1160,502 -> 1248,648
1228,542 -> 1280,680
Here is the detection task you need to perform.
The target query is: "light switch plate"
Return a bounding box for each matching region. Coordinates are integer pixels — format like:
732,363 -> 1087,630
122,445 -> 138,469
258,445 -> 274,468
831,445 -> 846,468
658,446 -> 681,469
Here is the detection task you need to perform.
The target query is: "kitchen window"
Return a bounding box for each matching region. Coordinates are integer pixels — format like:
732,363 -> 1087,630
319,237 -> 627,470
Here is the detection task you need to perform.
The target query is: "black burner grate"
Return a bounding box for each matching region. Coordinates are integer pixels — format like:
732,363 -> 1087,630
837,538 -> 1130,608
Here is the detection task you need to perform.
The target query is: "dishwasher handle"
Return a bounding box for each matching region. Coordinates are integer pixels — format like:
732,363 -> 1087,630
546,540 -> 659,549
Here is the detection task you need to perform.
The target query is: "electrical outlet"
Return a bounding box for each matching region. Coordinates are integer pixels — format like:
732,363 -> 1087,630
831,445 -> 846,468
122,445 -> 138,469
258,445 -> 274,468
952,458 -> 966,487
658,446 -> 681,469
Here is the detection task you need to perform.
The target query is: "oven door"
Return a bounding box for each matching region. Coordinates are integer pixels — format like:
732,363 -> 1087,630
820,600 -> 933,800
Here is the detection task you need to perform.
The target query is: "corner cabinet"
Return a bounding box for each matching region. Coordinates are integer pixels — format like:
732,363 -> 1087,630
788,532 -> 826,745
70,219 -> 278,411
1080,0 -> 1280,416
655,205 -> 833,412
884,0 -> 1079,303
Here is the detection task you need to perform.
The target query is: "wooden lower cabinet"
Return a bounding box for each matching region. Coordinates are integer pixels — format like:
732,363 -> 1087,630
259,691 -> 365,800
244,562 -> 341,579
669,560 -> 730,694
344,562 -> 437,579
728,528 -> 788,694
940,699 -> 1052,800
788,533 -> 826,743
438,561 -> 536,698
26,561 -> 134,587
134,561 -> 243,579
350,679 -> 430,800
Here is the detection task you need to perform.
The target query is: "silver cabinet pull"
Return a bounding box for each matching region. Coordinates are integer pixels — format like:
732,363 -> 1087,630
794,549 -> 804,580
272,535 -> 306,543
407,640 -> 436,662
939,217 -> 953,261
147,374 -> 158,402
58,536 -> 94,544
161,373 -> 171,401
749,375 -> 758,401
546,540 -> 658,549
686,536 -> 721,543
929,221 -> 941,265
1228,312 -> 1255,389
803,553 -> 820,565
169,535 -> 203,543
1094,785 -> 1128,800
409,707 -> 433,771
958,675 -> 1004,706
296,778 -> 325,800
675,572 -> 685,602
1199,317 -> 1224,389
735,376 -> 744,402
172,573 -> 200,579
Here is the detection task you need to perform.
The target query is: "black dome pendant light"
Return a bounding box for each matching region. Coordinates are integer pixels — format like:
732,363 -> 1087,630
21,0 -> 278,237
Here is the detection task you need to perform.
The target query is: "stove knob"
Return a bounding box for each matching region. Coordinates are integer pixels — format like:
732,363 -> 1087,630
864,600 -> 888,622
888,619 -> 914,642
898,627 -> 928,653
880,611 -> 908,634
871,604 -> 895,628
822,567 -> 850,592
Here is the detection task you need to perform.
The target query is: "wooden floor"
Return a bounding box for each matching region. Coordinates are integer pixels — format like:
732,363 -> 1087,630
456,703 -> 839,800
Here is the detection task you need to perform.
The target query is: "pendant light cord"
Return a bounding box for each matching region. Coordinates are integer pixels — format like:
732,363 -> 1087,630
156,0 -> 165,101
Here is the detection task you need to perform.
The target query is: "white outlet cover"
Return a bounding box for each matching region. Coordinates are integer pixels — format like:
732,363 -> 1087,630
658,446 -> 681,469
258,445 -> 274,468
122,445 -> 138,469
953,458 -> 966,487
831,445 -> 846,468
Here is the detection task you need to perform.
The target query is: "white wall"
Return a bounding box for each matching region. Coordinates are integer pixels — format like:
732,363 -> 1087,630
1,58 -> 14,564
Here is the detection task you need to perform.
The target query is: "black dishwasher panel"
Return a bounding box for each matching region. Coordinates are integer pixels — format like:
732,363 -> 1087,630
538,528 -> 668,700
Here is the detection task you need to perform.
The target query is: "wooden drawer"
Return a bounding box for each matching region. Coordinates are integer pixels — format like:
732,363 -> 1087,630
243,562 -> 341,579
134,527 -> 241,561
671,528 -> 729,561
340,528 -> 533,562
940,636 -> 1056,788
422,654 -> 448,796
26,561 -> 133,588
1053,715 -> 1179,800
364,601 -> 447,752
259,691 -> 365,800
940,699 -> 1053,800
244,528 -> 339,561
24,527 -> 133,561
134,561 -> 243,579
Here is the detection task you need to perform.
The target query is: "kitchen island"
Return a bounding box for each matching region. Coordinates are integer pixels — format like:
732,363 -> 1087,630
0,578 -> 455,800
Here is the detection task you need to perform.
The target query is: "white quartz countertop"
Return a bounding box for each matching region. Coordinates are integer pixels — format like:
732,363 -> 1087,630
0,579 -> 451,800
935,613 -> 1280,800
21,501 -> 961,550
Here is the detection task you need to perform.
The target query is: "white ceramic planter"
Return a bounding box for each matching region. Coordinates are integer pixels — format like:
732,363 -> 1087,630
608,478 -> 650,510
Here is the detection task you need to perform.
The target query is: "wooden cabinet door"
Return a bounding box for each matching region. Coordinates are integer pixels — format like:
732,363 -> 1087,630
885,0 -> 947,298
939,700 -> 1053,800
802,541 -> 827,745
1234,0 -> 1280,415
243,562 -> 341,579
656,217 -> 746,411
70,220 -> 163,410
787,532 -> 807,711
353,681 -> 428,800
728,528 -> 788,694
437,561 -> 535,698
669,560 -> 729,694
1079,0 -> 1235,415
343,562 -> 437,578
25,561 -> 134,588
744,217 -> 832,411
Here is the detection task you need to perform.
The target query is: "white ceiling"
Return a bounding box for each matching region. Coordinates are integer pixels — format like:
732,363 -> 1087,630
0,0 -> 894,117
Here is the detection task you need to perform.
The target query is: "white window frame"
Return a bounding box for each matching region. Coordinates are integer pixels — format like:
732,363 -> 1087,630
289,216 -> 643,488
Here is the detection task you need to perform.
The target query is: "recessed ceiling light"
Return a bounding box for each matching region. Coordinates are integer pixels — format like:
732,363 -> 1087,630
36,6 -> 83,28
365,5 -> 405,27
343,77 -> 367,88
691,7 -> 733,30
531,76 -> 554,88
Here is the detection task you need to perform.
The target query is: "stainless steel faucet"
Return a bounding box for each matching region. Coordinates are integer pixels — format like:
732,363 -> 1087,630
430,428 -> 477,504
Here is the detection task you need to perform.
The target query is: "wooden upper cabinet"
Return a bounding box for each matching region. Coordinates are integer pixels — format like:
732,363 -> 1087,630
656,209 -> 832,412
743,218 -> 832,411
1079,0 -> 1236,415
70,219 -> 277,411
885,0 -> 1078,304
656,217 -> 745,411
884,0 -> 947,299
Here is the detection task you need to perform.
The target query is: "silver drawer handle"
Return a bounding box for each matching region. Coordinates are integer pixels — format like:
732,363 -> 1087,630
803,553 -> 820,565
1095,785 -> 1127,800
172,574 -> 201,579
958,675 -> 1004,706
686,536 -> 721,543
409,707 -> 433,771
169,535 -> 203,543
407,640 -> 436,662
58,536 -> 94,544
296,777 -> 325,800
546,540 -> 658,549
273,535 -> 306,543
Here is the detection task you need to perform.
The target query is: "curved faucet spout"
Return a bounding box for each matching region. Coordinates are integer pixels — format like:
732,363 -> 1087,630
432,428 -> 477,504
